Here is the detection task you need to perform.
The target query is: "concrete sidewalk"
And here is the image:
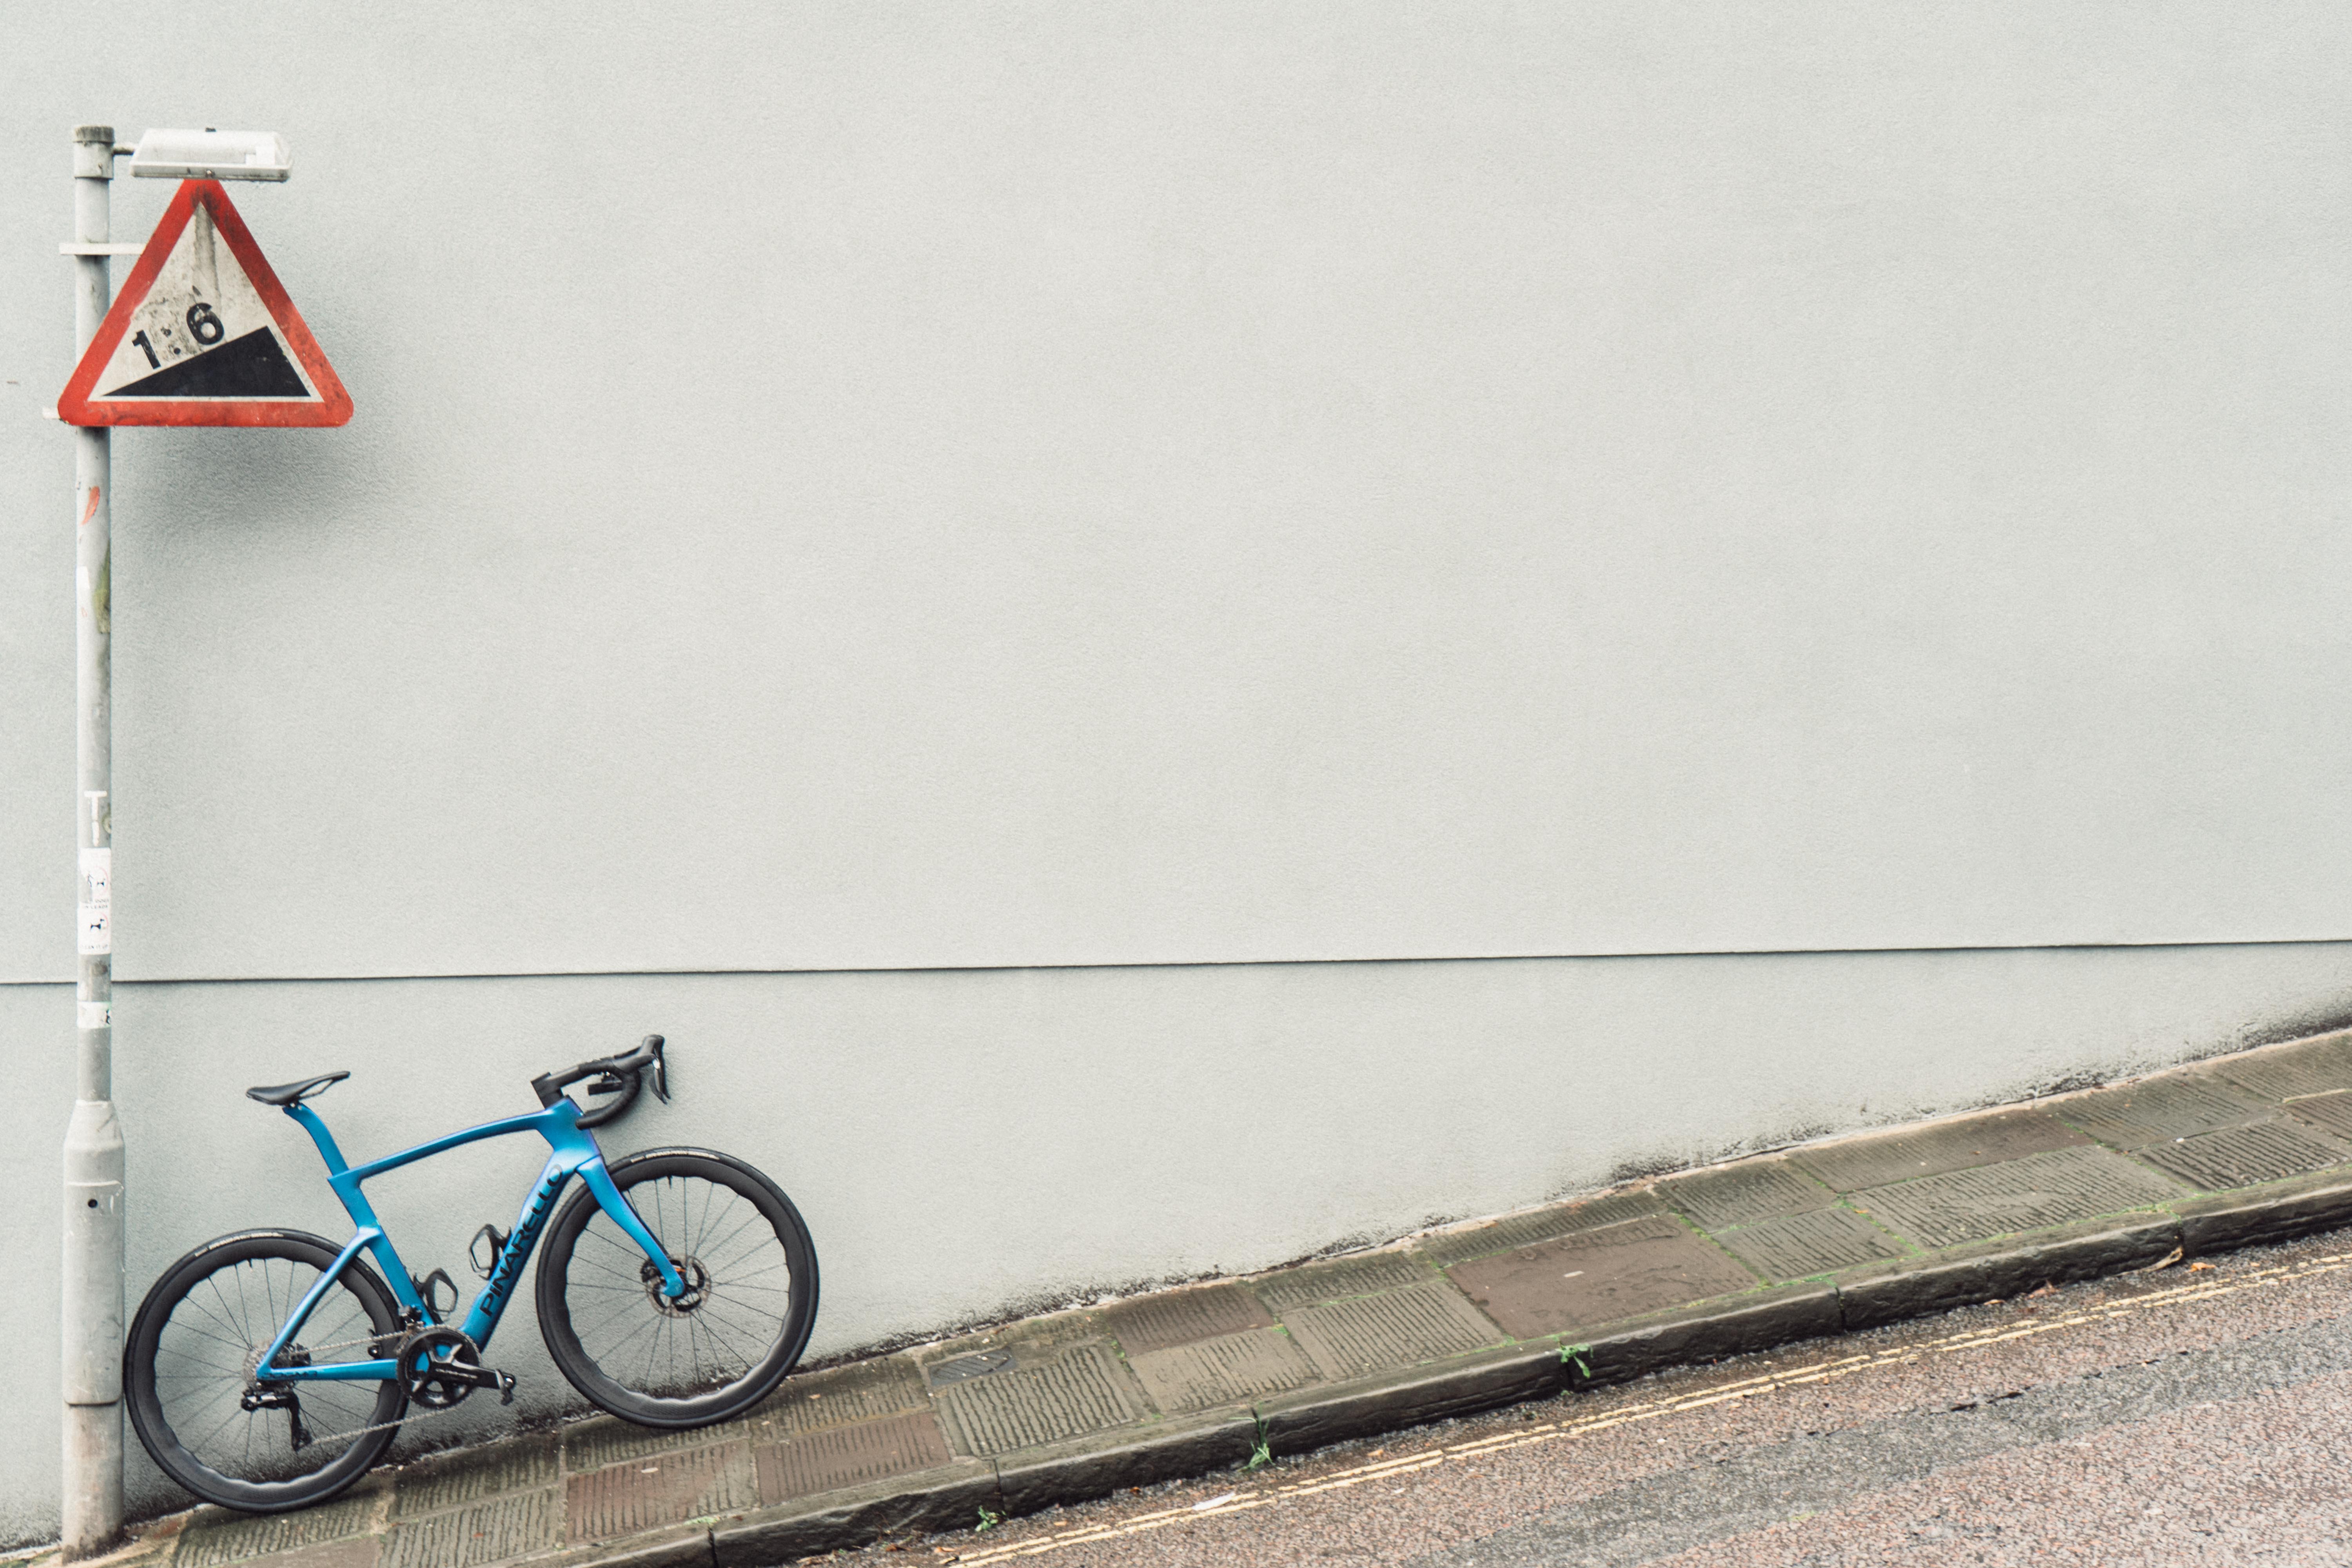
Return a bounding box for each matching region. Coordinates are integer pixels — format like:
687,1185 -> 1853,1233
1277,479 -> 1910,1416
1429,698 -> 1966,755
31,1025 -> 2352,1568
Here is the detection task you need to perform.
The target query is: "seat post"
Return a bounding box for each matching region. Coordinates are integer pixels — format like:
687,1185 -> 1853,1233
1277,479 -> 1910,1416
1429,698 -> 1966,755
282,1102 -> 352,1177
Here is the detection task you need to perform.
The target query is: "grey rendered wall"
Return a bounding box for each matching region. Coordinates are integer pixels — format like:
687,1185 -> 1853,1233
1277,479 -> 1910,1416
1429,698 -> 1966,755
4,0 -> 2351,1545
2,4 -> 2351,979
1,944 -> 2350,1539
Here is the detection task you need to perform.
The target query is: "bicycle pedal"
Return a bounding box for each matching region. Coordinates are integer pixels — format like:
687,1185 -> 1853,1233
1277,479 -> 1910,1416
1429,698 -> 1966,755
495,1369 -> 517,1406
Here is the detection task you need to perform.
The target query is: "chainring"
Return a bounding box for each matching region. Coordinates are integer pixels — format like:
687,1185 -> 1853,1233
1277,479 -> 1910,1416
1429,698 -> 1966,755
397,1325 -> 487,1410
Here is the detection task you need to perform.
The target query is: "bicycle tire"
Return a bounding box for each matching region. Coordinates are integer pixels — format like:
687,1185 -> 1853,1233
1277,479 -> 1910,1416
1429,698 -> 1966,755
125,1229 -> 407,1512
537,1147 -> 818,1428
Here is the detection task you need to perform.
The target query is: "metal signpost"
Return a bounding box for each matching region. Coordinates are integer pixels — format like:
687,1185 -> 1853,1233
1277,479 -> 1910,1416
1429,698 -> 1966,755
61,123 -> 123,1562
57,122 -> 347,1560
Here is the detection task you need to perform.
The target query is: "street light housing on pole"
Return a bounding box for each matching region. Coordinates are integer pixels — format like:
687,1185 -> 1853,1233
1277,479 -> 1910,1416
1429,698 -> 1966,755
126,129 -> 290,182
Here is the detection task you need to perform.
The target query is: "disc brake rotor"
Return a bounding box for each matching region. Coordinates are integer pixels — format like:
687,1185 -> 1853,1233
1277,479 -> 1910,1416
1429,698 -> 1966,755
641,1255 -> 711,1317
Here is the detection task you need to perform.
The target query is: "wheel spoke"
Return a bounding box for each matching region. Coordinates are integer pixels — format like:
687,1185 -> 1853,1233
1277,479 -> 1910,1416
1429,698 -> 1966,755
552,1164 -> 810,1416
569,1291 -> 653,1348
691,1207 -> 767,1268
688,1307 -> 757,1373
573,1249 -> 651,1285
135,1240 -> 403,1503
180,1287 -> 251,1349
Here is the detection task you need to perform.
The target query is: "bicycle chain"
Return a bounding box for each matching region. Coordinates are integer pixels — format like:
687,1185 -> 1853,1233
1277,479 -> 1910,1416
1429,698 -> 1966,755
298,1393 -> 474,1448
240,1328 -> 497,1449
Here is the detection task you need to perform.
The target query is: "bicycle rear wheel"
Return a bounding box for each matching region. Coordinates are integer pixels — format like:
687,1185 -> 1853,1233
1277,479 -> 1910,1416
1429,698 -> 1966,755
125,1230 -> 406,1512
537,1147 -> 818,1427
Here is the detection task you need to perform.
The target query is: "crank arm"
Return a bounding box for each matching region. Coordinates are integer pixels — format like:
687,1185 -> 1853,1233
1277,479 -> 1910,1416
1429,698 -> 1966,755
426,1359 -> 519,1404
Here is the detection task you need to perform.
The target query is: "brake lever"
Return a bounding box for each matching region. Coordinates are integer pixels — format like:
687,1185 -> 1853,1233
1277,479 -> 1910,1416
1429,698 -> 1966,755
646,1036 -> 670,1103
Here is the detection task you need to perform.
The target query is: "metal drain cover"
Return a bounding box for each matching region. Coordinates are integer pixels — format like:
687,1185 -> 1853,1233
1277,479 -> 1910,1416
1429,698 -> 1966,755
927,1350 -> 1015,1385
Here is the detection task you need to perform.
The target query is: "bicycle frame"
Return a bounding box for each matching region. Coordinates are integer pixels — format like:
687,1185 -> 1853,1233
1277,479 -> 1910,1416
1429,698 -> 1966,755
254,1095 -> 686,1387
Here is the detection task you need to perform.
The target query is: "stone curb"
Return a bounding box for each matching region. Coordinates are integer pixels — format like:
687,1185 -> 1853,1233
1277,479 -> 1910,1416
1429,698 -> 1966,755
1256,1343 -> 1565,1452
711,1461 -> 998,1566
682,1196 -> 2340,1564
1832,1212 -> 2180,1331
2177,1170 -> 2352,1256
1570,1281 -> 1841,1387
993,1412 -> 1259,1515
529,1524 -> 717,1568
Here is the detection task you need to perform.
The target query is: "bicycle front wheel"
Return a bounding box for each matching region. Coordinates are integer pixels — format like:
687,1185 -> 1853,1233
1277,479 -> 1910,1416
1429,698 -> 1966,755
537,1148 -> 818,1428
125,1229 -> 406,1512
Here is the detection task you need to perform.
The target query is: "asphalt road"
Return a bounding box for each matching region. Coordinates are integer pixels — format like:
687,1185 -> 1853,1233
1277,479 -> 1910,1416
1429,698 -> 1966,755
867,1230 -> 2352,1567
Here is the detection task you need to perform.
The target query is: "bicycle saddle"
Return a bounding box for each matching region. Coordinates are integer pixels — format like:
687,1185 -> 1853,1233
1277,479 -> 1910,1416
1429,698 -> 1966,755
245,1071 -> 350,1105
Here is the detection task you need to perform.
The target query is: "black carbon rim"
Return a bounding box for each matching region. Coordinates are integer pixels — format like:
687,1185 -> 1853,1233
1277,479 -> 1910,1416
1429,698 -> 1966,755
537,1149 -> 817,1427
126,1230 -> 405,1512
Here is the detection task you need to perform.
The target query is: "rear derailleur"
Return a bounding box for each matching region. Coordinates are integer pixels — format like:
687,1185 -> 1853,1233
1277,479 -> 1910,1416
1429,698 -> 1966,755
242,1342 -> 314,1450
240,1381 -> 314,1451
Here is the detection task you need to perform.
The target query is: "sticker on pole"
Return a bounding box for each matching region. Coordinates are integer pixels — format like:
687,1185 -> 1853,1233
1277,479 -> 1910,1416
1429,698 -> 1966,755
58,180 -> 350,427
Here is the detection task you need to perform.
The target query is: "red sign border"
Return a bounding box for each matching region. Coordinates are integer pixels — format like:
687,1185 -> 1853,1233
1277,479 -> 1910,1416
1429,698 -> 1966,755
58,179 -> 352,428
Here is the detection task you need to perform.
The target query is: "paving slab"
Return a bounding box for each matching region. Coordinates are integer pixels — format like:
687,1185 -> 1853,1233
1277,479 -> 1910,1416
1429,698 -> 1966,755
1446,1214 -> 1759,1340
1280,1280 -> 1506,1380
58,1521 -> 188,1568
558,1354 -> 931,1477
2134,1118 -> 2349,1191
1849,1145 -> 2184,1249
1793,1108 -> 2091,1192
2285,1090 -> 2352,1143
176,1494 -> 383,1568
929,1342 -> 1149,1456
377,1488 -> 558,1568
390,1438 -> 558,1519
912,1308 -> 1107,1386
227,1541 -> 377,1568
2210,1028 -> 2352,1102
1658,1156 -> 1837,1230
1128,1325 -> 1319,1412
1252,1250 -> 1437,1312
745,1350 -> 931,1438
565,1442 -> 754,1543
2051,1073 -> 2278,1147
752,1409 -> 953,1501
1709,1205 -> 1907,1281
1414,1188 -> 1667,1268
1099,1281 -> 1274,1354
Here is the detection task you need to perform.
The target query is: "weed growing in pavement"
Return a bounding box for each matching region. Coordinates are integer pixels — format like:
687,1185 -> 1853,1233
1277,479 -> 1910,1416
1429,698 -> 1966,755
1244,1414 -> 1273,1471
1561,1343 -> 1593,1377
975,1507 -> 1002,1533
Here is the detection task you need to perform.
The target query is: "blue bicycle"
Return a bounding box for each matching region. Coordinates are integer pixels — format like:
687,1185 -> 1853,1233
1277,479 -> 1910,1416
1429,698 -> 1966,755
124,1036 -> 819,1514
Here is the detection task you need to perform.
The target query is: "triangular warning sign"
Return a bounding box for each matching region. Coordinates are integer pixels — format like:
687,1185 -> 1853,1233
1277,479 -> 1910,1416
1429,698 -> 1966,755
58,180 -> 351,428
